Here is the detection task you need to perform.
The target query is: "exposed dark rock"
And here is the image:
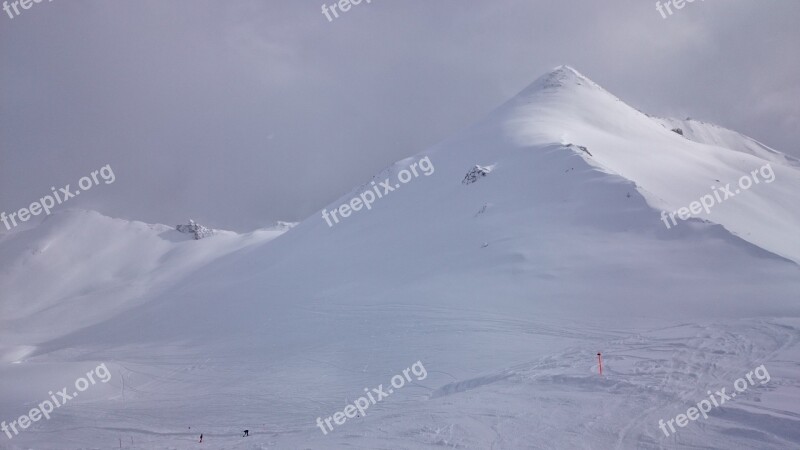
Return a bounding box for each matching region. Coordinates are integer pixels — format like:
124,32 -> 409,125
176,219 -> 214,240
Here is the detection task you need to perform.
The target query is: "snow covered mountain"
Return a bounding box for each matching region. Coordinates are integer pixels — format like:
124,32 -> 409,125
1,66 -> 799,449
0,211 -> 289,364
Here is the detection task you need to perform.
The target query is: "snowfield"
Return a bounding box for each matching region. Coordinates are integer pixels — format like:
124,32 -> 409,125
1,66 -> 799,449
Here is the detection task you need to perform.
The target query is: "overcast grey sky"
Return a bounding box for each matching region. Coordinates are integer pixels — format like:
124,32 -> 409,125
1,0 -> 798,231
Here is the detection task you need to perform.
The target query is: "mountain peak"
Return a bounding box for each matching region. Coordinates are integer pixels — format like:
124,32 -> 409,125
550,64 -> 586,79
514,65 -> 606,101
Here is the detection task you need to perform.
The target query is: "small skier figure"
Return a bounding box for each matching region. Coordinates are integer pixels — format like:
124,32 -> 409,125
199,433 -> 203,443
243,429 -> 249,437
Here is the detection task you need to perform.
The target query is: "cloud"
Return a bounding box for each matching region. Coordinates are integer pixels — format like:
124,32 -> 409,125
1,0 -> 797,231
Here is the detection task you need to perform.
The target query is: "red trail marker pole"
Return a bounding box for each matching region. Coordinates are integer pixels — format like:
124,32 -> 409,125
597,352 -> 603,376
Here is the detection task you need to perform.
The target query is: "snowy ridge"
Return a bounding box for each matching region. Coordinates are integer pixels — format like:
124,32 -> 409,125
501,66 -> 800,264
651,116 -> 800,168
0,209 -> 287,363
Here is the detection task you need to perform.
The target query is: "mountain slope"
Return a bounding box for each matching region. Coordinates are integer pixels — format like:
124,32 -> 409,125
1,67 -> 799,449
0,210 -> 289,363
501,66 -> 800,264
651,116 -> 800,168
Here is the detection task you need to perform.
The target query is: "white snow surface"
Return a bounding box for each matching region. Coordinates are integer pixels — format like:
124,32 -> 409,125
1,66 -> 799,449
650,116 -> 800,168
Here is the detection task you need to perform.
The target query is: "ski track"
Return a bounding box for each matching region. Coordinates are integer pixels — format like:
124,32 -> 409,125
5,318 -> 797,449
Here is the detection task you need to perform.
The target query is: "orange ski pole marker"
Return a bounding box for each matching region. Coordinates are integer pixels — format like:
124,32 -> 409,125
597,352 -> 603,376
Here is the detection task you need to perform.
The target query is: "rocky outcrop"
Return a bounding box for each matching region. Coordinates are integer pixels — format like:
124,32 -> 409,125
176,220 -> 214,240
463,165 -> 493,185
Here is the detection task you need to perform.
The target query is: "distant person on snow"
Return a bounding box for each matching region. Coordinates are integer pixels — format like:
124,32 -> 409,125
243,429 -> 249,437
199,433 -> 203,443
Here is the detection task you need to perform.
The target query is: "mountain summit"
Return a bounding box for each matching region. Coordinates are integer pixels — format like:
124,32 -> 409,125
520,64 -> 606,94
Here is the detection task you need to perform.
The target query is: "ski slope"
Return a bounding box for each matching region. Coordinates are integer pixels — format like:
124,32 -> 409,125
1,66 -> 799,449
0,210 -> 290,364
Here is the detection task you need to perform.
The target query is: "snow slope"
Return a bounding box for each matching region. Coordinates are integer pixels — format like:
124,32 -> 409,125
651,116 -> 800,168
0,210 -> 289,363
1,66 -> 799,449
501,67 -> 800,265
